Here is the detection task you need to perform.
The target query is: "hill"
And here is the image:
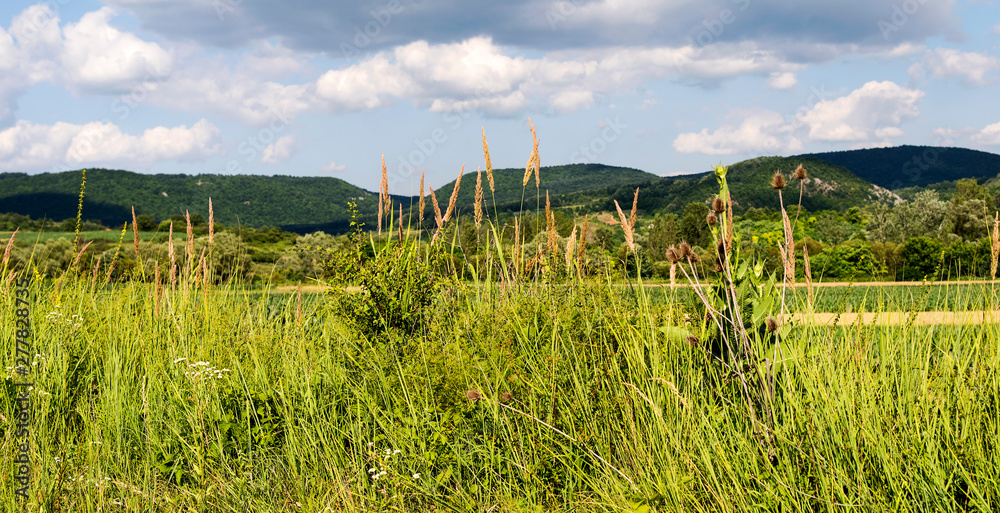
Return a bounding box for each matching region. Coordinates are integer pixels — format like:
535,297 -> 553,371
0,169 -> 376,232
603,156 -> 889,215
430,163 -> 659,213
795,146 -> 1000,189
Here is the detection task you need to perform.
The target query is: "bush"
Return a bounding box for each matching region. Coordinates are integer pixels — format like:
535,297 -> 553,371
900,236 -> 944,281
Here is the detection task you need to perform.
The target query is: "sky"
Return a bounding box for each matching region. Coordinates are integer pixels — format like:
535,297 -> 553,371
0,0 -> 998,195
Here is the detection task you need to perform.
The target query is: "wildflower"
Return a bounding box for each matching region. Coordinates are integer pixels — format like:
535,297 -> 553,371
173,357 -> 187,364
413,473 -> 421,479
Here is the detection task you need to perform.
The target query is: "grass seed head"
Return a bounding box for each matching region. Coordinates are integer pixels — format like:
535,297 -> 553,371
418,172 -> 426,224
474,166 -> 483,228
482,127 -> 494,193
443,164 -> 463,223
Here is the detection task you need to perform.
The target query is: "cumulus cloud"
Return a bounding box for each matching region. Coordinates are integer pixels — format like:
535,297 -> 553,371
0,118 -> 223,171
260,133 -> 298,164
60,7 -> 173,92
796,81 -> 923,142
908,48 -> 1000,86
971,122 -> 1000,145
672,110 -> 802,155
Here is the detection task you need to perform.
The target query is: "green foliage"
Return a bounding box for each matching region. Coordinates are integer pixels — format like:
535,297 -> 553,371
901,236 -> 945,281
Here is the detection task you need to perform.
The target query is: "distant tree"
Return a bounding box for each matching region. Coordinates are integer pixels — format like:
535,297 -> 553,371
135,214 -> 158,231
678,203 -> 711,248
900,236 -> 944,281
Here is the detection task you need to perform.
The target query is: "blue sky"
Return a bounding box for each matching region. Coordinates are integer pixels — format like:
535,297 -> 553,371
0,0 -> 998,195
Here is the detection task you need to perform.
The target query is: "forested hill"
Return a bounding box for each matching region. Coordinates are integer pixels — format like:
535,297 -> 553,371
0,169 -> 376,231
796,146 -> 1000,189
604,156 -> 888,214
431,163 -> 658,211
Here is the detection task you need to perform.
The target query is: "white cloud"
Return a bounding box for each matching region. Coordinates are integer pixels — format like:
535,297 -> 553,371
321,160 -> 347,172
796,81 -> 923,142
766,71 -> 797,90
260,133 -> 298,164
971,122 -> 1000,145
994,23 -> 1000,35
0,118 -> 222,171
908,48 -> 999,87
672,110 -> 802,155
884,42 -> 925,57
550,90 -> 594,113
60,7 -> 173,93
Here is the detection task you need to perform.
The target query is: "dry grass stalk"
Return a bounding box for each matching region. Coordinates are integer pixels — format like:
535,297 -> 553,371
629,188 -> 639,228
90,255 -> 101,291
669,262 -> 677,287
398,204 -> 403,241
523,152 -> 535,187
566,225 -> 577,271
168,222 -> 177,290
578,215 -> 588,272
803,245 -> 814,305
2,228 -> 17,270
430,187 -> 443,230
781,208 -> 795,285
474,166 -> 483,228
71,241 -> 93,272
418,172 -> 426,224
380,154 -> 389,214
185,210 -> 194,284
992,211 -> 999,279
546,190 -> 557,256
131,207 -> 140,256
614,200 -> 635,252
530,119 -> 540,187
208,198 -> 214,247
443,165 -> 464,223
430,186 -> 444,244
482,127 -> 494,194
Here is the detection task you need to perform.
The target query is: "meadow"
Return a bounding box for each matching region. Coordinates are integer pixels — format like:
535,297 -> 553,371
1,135 -> 999,512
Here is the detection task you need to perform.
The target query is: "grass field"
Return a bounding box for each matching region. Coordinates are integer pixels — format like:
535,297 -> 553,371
2,160 -> 999,511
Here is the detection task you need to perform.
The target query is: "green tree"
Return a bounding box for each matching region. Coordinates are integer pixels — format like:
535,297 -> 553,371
678,202 -> 711,248
900,236 -> 944,281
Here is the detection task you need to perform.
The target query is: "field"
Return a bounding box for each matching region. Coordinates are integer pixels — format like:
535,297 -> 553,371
2,163 -> 999,512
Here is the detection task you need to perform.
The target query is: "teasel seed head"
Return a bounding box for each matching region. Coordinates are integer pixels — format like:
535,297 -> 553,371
665,246 -> 679,264
712,197 -> 725,213
771,172 -> 786,190
766,317 -> 779,333
794,164 -> 807,180
706,211 -> 718,226
684,335 -> 699,348
678,241 -> 692,259
465,389 -> 483,402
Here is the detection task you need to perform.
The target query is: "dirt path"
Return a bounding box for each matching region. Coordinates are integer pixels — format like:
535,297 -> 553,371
789,310 -> 1000,326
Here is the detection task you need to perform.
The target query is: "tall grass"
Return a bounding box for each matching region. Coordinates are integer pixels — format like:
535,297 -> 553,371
1,136 -> 999,511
